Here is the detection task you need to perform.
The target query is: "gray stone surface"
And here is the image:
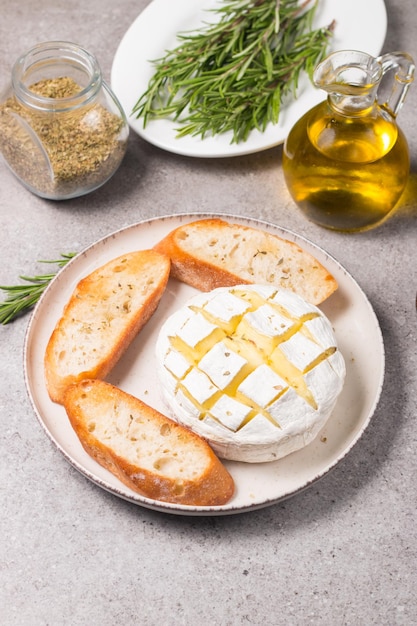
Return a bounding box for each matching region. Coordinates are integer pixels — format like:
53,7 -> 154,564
0,1 -> 416,624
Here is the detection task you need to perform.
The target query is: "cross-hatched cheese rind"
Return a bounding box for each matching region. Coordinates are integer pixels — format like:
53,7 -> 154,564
176,312 -> 217,348
305,356 -> 345,413
199,341 -> 247,389
271,288 -> 318,316
244,284 -> 277,300
327,350 -> 346,380
244,304 -> 294,337
159,366 -> 178,398
267,386 -> 314,430
237,364 -> 288,407
277,332 -> 325,371
209,395 -> 252,430
203,290 -> 251,322
181,367 -> 218,405
164,348 -> 191,379
155,285 -> 345,463
304,315 -> 337,350
174,388 -> 203,419
238,413 -> 285,440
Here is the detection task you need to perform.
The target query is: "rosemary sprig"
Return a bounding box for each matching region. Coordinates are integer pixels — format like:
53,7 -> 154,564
133,0 -> 335,143
0,253 -> 76,325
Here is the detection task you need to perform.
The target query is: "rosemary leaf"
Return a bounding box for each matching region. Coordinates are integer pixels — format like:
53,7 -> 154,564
0,253 -> 76,325
133,0 -> 335,143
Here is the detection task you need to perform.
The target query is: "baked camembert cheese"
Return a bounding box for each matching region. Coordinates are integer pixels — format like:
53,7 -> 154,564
156,285 -> 345,463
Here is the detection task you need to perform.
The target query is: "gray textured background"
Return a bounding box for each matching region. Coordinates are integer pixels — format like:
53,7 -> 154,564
0,1 -> 416,624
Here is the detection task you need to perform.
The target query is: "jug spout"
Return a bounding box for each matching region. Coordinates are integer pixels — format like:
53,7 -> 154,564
314,50 -> 381,95
313,50 -> 383,113
313,49 -> 415,117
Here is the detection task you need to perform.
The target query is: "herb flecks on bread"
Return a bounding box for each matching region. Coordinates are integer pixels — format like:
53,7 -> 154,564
45,249 -> 170,404
64,379 -> 235,506
154,218 -> 337,305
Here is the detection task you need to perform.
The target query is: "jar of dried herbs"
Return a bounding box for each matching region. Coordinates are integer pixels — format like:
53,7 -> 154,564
0,41 -> 129,200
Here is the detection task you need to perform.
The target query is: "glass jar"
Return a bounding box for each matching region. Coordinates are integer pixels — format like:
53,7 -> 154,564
0,41 -> 129,200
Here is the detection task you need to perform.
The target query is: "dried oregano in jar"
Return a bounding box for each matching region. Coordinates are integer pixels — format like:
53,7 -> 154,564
0,42 -> 129,200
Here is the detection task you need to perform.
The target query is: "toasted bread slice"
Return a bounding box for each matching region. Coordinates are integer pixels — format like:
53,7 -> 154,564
45,250 -> 170,404
63,380 -> 235,506
154,218 -> 337,305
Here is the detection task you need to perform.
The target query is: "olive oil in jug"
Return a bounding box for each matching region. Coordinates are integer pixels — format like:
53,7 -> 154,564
283,50 -> 415,232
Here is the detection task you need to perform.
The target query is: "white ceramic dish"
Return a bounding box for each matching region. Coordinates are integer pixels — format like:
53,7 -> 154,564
24,214 -> 385,516
111,0 -> 387,158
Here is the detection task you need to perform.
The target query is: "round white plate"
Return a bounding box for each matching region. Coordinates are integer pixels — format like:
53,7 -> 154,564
111,0 -> 387,158
24,214 -> 385,516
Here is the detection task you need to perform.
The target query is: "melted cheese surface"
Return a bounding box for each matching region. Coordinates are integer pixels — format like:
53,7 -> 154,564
156,285 -> 345,463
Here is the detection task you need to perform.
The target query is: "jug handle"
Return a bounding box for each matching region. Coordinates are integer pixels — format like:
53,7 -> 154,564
377,52 -> 415,117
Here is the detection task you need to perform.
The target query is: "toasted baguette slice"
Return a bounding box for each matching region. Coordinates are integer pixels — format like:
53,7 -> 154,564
45,250 -> 170,404
154,218 -> 337,305
64,380 -> 235,506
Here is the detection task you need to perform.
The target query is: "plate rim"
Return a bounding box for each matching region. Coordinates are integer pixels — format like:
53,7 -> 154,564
110,0 -> 388,158
24,212 -> 385,516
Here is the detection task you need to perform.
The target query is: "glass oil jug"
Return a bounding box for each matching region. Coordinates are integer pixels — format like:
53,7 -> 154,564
282,50 -> 415,232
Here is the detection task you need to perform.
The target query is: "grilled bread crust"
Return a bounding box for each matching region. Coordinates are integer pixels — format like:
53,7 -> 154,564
45,250 -> 170,404
63,379 -> 235,506
154,218 -> 337,305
